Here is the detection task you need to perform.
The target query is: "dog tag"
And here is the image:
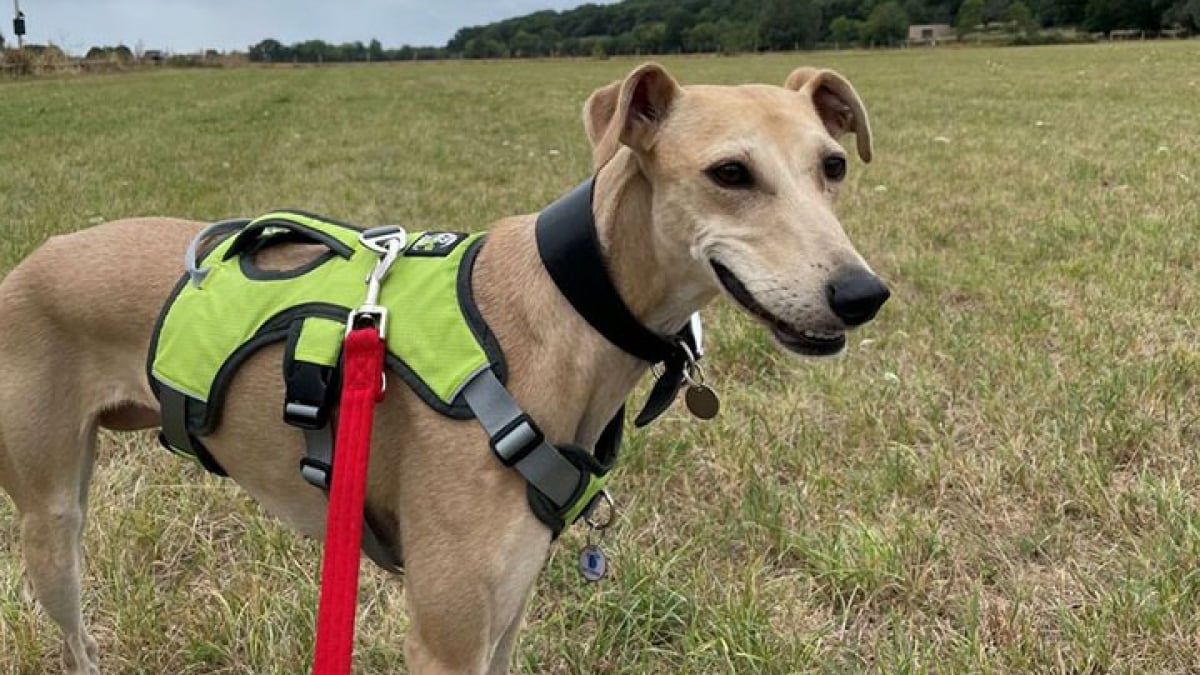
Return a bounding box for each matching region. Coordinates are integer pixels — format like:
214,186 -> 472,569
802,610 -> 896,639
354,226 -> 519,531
685,384 -> 720,420
579,544 -> 608,582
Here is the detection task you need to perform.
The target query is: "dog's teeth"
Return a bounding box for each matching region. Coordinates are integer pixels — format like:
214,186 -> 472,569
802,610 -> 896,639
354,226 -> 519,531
802,330 -> 842,341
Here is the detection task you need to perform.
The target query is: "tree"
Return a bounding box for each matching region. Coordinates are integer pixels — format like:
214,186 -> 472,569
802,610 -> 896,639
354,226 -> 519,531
758,0 -> 822,50
631,21 -> 666,53
830,15 -> 860,45
716,19 -> 758,53
540,28 -> 562,55
463,37 -> 507,58
663,8 -> 689,51
1009,1 -> 1039,33
683,22 -> 719,52
862,1 -> 910,45
248,38 -> 286,62
1166,0 -> 1200,29
982,0 -> 1012,25
957,0 -> 984,38
1033,0 -> 1087,25
509,30 -> 542,57
1085,0 -> 1173,32
1084,0 -> 1130,33
368,38 -> 383,61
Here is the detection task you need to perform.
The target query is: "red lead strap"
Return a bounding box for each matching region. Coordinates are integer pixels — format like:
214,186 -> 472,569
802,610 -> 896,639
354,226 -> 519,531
312,325 -> 385,675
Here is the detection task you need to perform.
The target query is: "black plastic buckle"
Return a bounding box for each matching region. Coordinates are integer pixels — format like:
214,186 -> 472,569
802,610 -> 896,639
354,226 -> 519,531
284,400 -> 327,430
300,458 -> 332,489
491,414 -> 544,467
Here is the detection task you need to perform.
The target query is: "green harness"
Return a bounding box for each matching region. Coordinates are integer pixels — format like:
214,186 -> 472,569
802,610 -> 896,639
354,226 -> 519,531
149,210 -> 616,570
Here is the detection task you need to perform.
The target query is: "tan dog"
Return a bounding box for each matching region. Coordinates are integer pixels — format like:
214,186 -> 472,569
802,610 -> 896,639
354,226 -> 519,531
0,62 -> 888,674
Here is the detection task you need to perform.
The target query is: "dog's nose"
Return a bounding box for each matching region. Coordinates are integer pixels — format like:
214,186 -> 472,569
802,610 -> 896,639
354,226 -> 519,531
826,269 -> 890,327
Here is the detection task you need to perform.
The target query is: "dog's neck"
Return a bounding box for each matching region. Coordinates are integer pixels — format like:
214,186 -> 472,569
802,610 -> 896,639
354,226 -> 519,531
593,150 -> 714,335
473,150 -> 715,447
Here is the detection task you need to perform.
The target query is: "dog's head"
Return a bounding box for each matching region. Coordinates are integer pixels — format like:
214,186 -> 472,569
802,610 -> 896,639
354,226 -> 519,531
584,63 -> 888,356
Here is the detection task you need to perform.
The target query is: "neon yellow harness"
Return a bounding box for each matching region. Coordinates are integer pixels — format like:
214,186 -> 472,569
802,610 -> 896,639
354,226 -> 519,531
150,210 -> 612,559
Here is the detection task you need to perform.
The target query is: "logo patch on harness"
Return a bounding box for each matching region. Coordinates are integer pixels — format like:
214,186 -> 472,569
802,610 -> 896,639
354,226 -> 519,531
405,232 -> 467,257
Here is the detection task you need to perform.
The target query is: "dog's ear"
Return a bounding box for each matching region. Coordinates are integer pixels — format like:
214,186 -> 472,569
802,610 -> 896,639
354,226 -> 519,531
785,67 -> 873,163
583,63 -> 681,169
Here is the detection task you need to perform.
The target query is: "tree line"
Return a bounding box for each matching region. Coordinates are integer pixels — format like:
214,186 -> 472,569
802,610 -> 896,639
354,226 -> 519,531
446,0 -> 1198,57
237,0 -> 1198,64
246,38 -> 445,63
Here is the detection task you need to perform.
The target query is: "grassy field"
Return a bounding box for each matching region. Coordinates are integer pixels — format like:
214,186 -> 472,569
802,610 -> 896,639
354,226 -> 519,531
1,41 -> 1198,673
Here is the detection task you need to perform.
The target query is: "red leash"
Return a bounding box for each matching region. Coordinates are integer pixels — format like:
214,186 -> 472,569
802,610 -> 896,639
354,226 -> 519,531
312,325 -> 385,675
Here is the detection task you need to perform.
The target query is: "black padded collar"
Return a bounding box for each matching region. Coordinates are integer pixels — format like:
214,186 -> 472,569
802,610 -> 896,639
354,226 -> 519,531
535,177 -> 697,427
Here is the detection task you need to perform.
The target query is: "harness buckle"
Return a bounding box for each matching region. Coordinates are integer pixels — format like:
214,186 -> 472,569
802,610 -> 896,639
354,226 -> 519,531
300,458 -> 332,489
490,414 -> 544,466
284,401 -> 326,430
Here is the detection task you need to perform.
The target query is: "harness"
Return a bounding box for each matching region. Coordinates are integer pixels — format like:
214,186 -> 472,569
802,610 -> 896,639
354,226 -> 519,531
149,179 -> 702,571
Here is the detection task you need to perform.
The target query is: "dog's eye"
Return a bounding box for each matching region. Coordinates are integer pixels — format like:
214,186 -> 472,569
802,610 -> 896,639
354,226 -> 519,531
707,161 -> 754,189
822,155 -> 847,182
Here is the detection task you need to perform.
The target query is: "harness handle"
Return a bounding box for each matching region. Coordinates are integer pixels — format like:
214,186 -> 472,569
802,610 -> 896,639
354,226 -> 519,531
185,218 -> 251,287
223,215 -> 357,264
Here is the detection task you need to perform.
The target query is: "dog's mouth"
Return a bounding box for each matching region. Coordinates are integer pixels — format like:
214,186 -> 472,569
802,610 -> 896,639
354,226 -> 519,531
710,260 -> 846,356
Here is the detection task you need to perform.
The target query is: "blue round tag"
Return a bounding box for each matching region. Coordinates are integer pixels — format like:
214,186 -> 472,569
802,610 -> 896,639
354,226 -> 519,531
579,544 -> 608,582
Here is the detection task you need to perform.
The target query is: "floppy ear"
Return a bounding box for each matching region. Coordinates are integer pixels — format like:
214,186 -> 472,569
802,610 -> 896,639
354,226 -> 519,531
785,67 -> 873,163
582,62 -> 681,169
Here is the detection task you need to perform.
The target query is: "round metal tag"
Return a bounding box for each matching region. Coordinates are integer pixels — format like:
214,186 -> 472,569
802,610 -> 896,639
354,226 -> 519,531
579,544 -> 608,582
685,384 -> 720,420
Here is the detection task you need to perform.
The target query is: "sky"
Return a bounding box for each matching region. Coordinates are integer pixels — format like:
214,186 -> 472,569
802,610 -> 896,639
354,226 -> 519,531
8,0 -> 612,55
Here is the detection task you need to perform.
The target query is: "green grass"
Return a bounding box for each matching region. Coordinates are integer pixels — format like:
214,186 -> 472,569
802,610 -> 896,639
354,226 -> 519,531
2,41 -> 1199,673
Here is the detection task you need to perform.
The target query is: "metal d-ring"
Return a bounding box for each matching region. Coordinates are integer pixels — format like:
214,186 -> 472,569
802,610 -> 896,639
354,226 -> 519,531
676,339 -> 707,387
359,225 -> 407,255
583,490 -> 616,531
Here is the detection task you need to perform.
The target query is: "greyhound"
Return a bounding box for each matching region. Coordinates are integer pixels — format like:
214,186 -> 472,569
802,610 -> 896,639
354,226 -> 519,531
0,62 -> 889,674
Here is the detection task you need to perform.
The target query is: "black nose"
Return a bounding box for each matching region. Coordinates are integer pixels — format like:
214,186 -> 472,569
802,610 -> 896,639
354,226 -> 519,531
826,269 -> 890,327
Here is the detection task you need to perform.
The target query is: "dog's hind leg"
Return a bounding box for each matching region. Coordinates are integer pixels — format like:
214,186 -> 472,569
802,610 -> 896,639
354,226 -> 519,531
0,309 -> 103,672
4,415 -> 102,675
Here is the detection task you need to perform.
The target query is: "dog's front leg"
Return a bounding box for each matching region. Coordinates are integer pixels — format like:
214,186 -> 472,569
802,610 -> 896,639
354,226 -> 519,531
401,505 -> 550,675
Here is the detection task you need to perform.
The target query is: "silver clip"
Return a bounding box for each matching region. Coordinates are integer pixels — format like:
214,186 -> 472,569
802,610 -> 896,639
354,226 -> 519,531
347,226 -> 407,339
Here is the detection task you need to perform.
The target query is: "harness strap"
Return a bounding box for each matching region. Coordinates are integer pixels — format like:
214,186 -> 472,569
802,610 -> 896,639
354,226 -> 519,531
298,425 -> 402,574
159,386 -> 197,458
462,368 -> 583,508
158,386 -> 228,476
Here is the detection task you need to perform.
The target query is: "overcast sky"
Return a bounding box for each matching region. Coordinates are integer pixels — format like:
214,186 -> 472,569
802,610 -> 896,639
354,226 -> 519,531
9,1 -> 612,55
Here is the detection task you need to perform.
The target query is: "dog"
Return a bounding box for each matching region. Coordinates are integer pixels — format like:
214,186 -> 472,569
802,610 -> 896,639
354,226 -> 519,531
0,62 -> 888,674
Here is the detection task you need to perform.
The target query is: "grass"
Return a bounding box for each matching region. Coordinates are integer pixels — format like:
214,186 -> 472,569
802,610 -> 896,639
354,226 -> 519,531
1,41 -> 1199,673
